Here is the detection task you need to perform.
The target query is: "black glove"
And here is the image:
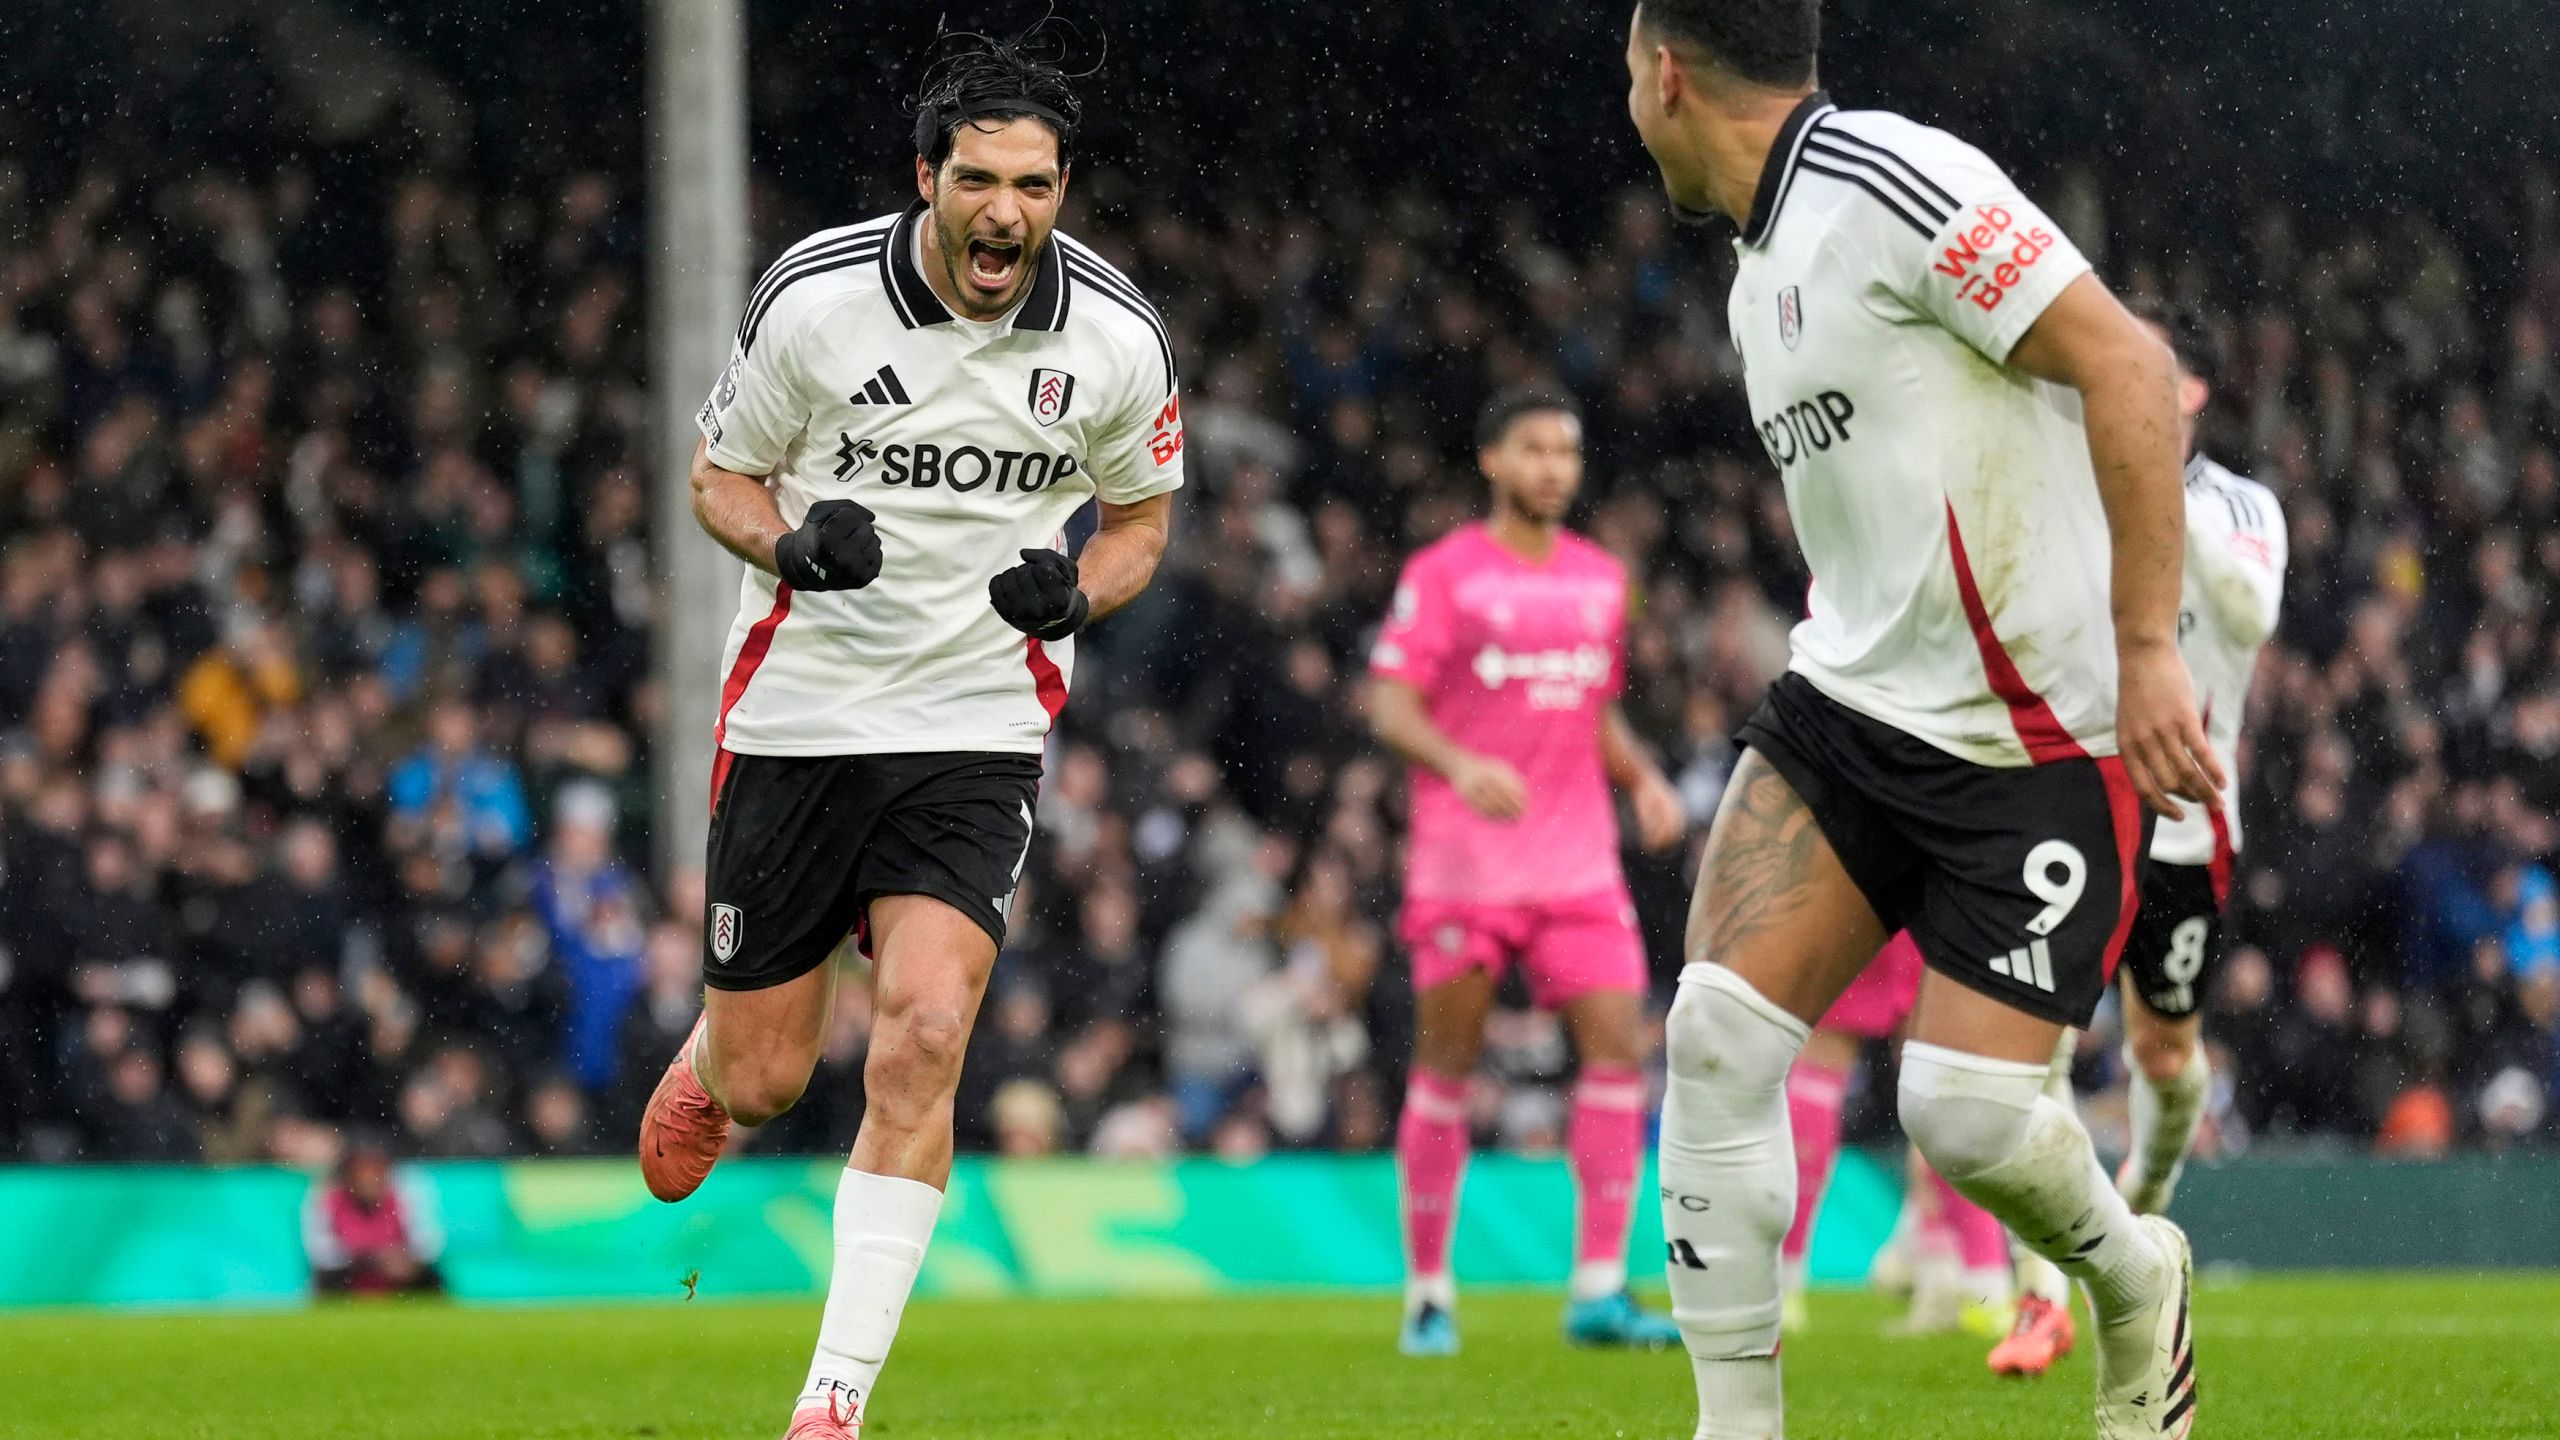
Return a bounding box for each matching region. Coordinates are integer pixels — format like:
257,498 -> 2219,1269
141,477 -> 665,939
772,500 -> 883,592
989,547 -> 1089,641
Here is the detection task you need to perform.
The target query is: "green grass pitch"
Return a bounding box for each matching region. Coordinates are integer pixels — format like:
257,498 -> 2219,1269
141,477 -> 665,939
12,1273 -> 2556,1437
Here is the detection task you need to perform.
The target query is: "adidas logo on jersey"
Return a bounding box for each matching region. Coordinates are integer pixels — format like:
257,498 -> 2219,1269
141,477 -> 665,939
1987,937 -> 2057,992
848,365 -> 911,405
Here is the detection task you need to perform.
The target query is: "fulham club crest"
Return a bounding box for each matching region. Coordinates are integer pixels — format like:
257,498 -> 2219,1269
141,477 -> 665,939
1027,368 -> 1076,427
1777,286 -> 1803,350
710,903 -> 743,962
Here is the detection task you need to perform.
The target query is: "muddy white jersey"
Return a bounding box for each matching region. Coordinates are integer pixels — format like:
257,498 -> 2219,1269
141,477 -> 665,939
697,204 -> 1185,757
2152,455 -> 2285,866
1728,93 -> 2117,768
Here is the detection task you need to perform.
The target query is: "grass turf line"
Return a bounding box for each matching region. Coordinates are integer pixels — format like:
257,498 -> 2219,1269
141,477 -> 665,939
10,1272 -> 2558,1438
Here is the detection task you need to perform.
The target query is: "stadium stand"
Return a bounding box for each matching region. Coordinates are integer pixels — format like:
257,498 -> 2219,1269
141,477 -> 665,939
2,0 -> 2556,1166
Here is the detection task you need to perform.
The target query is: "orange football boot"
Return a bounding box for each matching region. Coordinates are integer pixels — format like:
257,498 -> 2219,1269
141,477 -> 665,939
783,1392 -> 861,1439
1987,1292 -> 2077,1378
638,1017 -> 731,1202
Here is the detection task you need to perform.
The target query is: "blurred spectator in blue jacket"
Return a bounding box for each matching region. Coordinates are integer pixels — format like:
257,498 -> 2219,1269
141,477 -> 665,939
530,781 -> 646,1094
389,700 -> 530,859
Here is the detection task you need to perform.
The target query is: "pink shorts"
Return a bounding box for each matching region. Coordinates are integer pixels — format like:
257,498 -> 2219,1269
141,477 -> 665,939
1400,887 -> 1647,1010
1819,931 -> 1924,1038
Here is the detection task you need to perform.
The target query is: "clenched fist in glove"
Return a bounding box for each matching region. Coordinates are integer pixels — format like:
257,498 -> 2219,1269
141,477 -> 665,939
773,500 -> 883,592
989,548 -> 1089,641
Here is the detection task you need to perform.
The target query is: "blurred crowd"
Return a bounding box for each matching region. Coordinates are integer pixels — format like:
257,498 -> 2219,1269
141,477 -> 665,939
4,6 -> 2559,1169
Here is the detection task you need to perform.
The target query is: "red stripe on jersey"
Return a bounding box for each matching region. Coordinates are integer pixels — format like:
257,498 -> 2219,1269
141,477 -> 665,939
1943,502 -> 2086,764
1025,637 -> 1069,723
2195,695 -> 2234,907
710,748 -> 736,816
2204,801 -> 2235,909
710,584 -> 794,812
2096,756 -> 2144,984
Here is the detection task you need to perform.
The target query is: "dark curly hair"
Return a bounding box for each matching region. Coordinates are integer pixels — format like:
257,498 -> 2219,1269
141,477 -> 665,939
911,15 -> 1094,170
1476,387 -> 1583,450
2127,296 -> 2221,393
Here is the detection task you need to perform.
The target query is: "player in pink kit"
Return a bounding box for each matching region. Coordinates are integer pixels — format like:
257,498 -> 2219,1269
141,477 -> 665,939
1780,934 -> 2017,1338
1367,389 -> 1688,1355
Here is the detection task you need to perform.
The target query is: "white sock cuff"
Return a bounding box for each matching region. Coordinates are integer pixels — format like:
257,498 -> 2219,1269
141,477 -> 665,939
1675,962 -> 1812,1046
1899,1041 -> 2048,1106
836,1167 -> 945,1243
1407,1271 -> 1457,1311
1569,1259 -> 1629,1302
2041,1029 -> 2077,1105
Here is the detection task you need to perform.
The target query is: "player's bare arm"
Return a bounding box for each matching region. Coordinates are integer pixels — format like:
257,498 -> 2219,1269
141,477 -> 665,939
693,437 -> 884,594
1365,676 -> 1528,821
1601,702 -> 1683,850
690,437 -> 789,572
2008,275 -> 2225,820
988,493 -> 1172,640
1077,492 -> 1173,620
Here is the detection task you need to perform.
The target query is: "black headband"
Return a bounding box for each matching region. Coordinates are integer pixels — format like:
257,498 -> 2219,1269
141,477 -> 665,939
914,98 -> 1074,157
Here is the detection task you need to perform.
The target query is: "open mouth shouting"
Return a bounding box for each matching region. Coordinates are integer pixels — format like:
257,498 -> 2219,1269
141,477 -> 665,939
964,234 -> 1026,297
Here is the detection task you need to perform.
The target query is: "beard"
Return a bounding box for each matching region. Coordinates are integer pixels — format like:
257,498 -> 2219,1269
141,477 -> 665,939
1498,488 -> 1571,527
933,206 -> 1040,319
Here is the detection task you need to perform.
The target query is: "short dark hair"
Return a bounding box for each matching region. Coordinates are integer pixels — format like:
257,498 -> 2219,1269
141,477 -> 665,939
2127,297 -> 2219,393
1476,388 -> 1583,450
912,20 -> 1089,171
1639,0 -> 1821,89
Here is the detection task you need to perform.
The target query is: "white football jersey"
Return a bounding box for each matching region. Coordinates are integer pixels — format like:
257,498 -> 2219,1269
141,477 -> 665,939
697,205 -> 1185,757
2152,455 -> 2285,867
1729,94 -> 2117,768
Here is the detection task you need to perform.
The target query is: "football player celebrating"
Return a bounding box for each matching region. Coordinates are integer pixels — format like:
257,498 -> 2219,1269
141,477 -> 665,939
638,25 -> 1185,1439
1624,3 -> 2217,1436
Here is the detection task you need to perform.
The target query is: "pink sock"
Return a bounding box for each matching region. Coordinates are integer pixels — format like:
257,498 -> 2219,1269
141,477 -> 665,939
1566,1064 -> 1646,1299
1927,1165 -> 2011,1272
1782,1060 -> 1851,1266
1398,1069 -> 1471,1290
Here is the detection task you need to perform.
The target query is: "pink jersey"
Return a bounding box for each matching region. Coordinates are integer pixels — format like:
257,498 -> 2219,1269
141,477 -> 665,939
1370,523 -> 1629,905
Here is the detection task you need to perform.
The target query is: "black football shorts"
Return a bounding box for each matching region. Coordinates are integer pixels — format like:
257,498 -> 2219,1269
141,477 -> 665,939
2118,859 -> 2225,1020
702,750 -> 1041,991
1737,673 -> 2154,1028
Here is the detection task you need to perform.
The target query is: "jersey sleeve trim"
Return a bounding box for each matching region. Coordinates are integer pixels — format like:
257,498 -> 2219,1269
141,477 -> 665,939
1799,126 -> 1958,239
739,219 -> 895,356
1808,126 -> 1961,213
1057,234 -> 1177,393
1797,156 -> 1939,238
701,436 -> 770,477
1097,468 -> 1183,507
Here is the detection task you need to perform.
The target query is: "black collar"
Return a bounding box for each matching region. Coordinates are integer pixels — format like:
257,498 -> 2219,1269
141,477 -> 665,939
1739,90 -> 1836,249
880,201 -> 1070,332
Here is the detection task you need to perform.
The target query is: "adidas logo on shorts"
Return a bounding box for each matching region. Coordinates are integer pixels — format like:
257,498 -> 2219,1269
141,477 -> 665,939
1987,937 -> 2056,992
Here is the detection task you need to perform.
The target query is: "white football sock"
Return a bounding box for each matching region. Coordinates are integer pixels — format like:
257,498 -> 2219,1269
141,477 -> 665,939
2123,1042 -> 2209,1209
1405,1269 -> 1456,1315
1897,1042 -> 2166,1378
1660,963 -> 1807,1440
798,1167 -> 944,1419
2012,1030 -> 2076,1306
1569,1259 -> 1627,1305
